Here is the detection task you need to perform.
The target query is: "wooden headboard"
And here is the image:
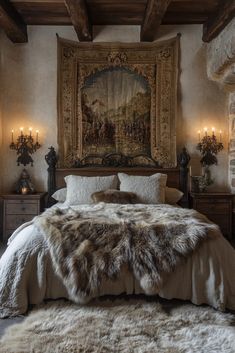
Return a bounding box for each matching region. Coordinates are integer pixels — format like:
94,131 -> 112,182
45,148 -> 190,207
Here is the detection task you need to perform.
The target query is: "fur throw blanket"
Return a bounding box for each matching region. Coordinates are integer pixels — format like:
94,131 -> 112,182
35,203 -> 219,303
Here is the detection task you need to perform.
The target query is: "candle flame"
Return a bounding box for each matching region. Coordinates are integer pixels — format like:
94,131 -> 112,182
204,127 -> 208,132
29,127 -> 32,131
11,129 -> 14,133
20,127 -> 24,131
212,127 -> 215,132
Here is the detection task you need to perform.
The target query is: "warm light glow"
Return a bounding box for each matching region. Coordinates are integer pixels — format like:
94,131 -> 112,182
11,129 -> 14,133
198,130 -> 201,142
29,127 -> 32,131
212,127 -> 215,132
20,127 -> 24,131
36,130 -> 39,133
204,127 -> 208,132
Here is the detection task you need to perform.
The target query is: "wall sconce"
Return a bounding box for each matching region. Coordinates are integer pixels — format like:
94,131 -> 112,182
194,127 -> 224,191
10,127 -> 41,166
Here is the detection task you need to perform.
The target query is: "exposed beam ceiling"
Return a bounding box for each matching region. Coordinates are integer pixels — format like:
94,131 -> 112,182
64,0 -> 92,41
203,0 -> 235,42
141,0 -> 172,41
0,0 -> 231,43
0,0 -> 27,42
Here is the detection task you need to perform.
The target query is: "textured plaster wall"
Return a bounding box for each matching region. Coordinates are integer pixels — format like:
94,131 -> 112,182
0,24 -> 229,192
207,19 -> 235,193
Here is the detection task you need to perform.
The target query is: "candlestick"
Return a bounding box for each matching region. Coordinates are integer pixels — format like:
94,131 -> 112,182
29,127 -> 32,136
11,130 -> 14,143
20,127 -> 24,136
212,127 -> 215,136
36,130 -> 39,143
198,130 -> 201,142
204,127 -> 208,136
219,130 -> 222,142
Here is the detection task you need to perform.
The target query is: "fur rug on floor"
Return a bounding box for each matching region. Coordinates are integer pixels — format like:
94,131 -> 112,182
0,298 -> 234,353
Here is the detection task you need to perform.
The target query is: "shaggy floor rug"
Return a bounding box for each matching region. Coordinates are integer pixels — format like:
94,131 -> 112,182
0,298 -> 234,353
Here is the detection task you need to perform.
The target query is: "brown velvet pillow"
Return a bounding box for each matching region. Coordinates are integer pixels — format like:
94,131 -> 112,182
91,189 -> 138,204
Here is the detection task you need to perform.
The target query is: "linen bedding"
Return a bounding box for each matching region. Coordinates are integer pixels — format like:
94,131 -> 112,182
0,202 -> 235,318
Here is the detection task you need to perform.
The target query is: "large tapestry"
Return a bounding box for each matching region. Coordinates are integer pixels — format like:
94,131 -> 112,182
57,36 -> 180,167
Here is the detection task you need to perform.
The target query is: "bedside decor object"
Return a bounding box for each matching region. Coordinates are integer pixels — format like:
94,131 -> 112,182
10,127 -> 41,166
196,127 -> 224,190
15,169 -> 35,194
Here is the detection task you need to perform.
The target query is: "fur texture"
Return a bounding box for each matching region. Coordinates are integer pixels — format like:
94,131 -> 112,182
35,204 -> 219,304
1,299 -> 235,353
91,189 -> 138,204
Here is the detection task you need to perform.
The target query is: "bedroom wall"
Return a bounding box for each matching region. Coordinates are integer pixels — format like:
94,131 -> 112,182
0,24 -> 229,192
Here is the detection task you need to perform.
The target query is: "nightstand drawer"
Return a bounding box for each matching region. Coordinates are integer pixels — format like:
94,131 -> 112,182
2,192 -> 47,243
5,214 -> 35,229
195,202 -> 229,214
190,192 -> 233,240
6,203 -> 38,215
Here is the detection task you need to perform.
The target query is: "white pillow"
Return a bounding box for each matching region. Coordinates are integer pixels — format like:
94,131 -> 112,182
118,173 -> 167,204
52,188 -> 67,202
64,175 -> 118,205
165,187 -> 183,205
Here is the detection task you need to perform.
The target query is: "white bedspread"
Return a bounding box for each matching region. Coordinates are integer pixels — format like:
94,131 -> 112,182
0,203 -> 235,317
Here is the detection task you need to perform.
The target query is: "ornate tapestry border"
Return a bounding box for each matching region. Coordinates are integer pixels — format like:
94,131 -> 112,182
57,36 -> 180,168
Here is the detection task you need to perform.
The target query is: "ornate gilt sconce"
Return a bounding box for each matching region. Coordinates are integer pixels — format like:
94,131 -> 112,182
10,127 -> 41,166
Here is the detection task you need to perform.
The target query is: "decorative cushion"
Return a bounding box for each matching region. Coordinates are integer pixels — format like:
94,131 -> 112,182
91,189 -> 138,204
51,188 -> 67,202
118,173 -> 167,204
165,187 -> 183,205
64,175 -> 118,205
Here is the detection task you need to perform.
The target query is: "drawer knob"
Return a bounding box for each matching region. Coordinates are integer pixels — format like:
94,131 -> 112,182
21,207 -> 26,211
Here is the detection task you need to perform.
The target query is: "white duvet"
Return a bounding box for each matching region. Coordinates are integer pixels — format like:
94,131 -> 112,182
0,203 -> 235,318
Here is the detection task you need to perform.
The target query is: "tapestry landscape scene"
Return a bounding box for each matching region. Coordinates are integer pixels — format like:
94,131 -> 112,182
81,67 -> 151,156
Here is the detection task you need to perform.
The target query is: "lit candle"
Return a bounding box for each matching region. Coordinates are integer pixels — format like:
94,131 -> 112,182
29,127 -> 32,136
20,127 -> 24,136
212,127 -> 215,136
36,130 -> 39,143
204,127 -> 208,136
198,130 -> 201,142
219,130 -> 222,142
21,187 -> 28,195
11,129 -> 14,143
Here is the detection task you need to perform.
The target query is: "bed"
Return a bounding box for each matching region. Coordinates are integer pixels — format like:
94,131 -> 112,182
0,148 -> 235,318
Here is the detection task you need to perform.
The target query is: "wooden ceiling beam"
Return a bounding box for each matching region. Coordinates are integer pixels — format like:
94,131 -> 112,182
0,0 -> 27,43
202,0 -> 235,42
141,0 -> 172,41
64,0 -> 92,41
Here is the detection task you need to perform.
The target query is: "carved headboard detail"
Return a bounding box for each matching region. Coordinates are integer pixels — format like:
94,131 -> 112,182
45,147 -> 190,208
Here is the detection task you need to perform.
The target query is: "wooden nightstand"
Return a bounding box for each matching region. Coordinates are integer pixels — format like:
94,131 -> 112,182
2,193 -> 47,243
190,193 -> 233,240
